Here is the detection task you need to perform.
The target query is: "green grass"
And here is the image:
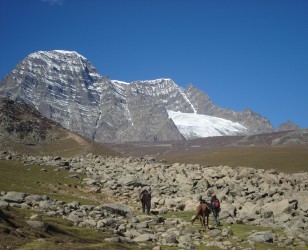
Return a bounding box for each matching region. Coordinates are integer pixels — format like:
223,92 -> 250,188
0,160 -> 101,204
163,210 -> 195,221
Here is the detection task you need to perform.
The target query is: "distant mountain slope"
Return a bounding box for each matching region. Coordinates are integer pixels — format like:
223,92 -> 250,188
0,50 -> 275,142
107,129 -> 308,171
0,98 -> 118,157
183,84 -> 274,134
275,120 -> 300,132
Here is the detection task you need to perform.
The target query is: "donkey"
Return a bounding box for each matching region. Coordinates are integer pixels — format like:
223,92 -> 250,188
191,203 -> 211,230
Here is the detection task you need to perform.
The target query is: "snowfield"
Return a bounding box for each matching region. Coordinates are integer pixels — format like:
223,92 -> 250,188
167,110 -> 247,139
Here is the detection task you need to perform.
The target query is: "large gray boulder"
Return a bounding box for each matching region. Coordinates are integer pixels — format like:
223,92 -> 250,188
100,203 -> 133,217
297,193 -> 308,212
248,231 -> 274,243
262,199 -> 296,216
119,175 -> 147,187
2,192 -> 26,203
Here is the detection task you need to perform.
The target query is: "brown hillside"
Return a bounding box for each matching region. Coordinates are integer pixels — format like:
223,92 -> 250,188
0,98 -> 119,157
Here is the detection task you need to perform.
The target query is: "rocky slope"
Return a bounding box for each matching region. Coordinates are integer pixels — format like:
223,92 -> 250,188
0,98 -> 62,144
0,50 -> 275,142
1,151 -> 307,249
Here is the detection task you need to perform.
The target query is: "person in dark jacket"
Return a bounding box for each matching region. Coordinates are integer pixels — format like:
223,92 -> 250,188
211,193 -> 221,226
140,187 -> 151,214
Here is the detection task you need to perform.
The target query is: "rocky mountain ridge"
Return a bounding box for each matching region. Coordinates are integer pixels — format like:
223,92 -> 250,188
0,50 -> 297,142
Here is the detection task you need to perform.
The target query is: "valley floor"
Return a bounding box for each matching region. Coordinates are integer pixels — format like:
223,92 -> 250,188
0,151 -> 308,249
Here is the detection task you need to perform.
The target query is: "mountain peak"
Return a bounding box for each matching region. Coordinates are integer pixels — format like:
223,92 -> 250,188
275,120 -> 300,132
28,50 -> 86,60
22,50 -> 101,83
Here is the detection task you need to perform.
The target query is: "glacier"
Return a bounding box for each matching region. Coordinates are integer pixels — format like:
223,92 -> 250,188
167,110 -> 247,139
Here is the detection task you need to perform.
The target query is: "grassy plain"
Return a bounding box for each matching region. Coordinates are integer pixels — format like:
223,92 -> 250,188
0,160 -> 108,204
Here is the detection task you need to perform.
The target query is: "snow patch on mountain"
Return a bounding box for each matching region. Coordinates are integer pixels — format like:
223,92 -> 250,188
179,88 -> 197,113
167,110 -> 247,139
111,80 -> 130,85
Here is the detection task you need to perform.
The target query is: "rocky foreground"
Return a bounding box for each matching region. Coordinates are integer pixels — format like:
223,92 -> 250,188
1,151 -> 308,249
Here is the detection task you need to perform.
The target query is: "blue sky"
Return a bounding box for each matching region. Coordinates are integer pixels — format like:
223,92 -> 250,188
1,0 -> 307,128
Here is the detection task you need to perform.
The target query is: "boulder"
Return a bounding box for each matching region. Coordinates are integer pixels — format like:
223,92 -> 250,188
39,200 -> 54,209
25,194 -> 44,203
262,199 -> 295,216
297,193 -> 308,212
221,227 -> 233,237
26,220 -> 48,232
2,192 -> 26,203
248,230 -> 274,243
134,234 -> 155,242
119,175 -> 146,187
66,212 -> 84,224
162,232 -> 178,244
100,203 -> 133,217
0,200 -> 9,208
67,201 -> 80,209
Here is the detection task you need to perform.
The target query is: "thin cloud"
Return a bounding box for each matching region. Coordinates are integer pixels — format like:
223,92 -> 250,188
41,0 -> 64,6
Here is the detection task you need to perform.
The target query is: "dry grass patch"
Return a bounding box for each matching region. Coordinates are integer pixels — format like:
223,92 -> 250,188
158,145 -> 308,174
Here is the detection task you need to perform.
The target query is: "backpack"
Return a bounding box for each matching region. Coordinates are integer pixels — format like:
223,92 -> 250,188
213,199 -> 220,209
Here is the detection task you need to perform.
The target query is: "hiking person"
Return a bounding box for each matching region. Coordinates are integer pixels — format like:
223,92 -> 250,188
139,187 -> 151,214
211,193 -> 221,226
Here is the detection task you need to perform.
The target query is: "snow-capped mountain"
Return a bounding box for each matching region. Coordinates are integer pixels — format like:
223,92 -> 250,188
0,50 -> 274,142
